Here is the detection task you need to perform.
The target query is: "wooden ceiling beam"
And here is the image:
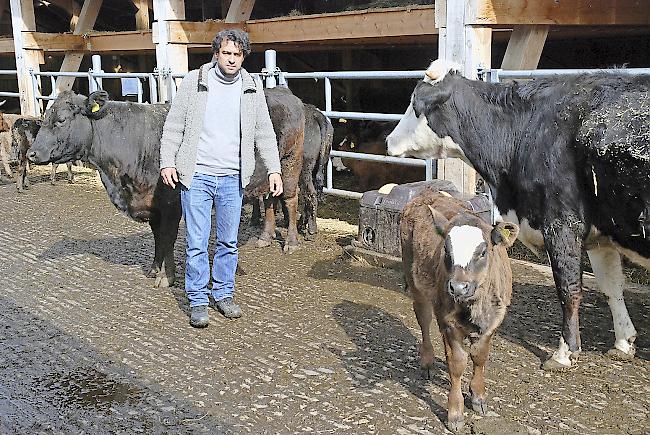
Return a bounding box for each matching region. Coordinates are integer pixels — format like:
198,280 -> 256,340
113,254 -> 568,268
225,0 -> 255,23
465,0 -> 650,26
160,6 -> 438,46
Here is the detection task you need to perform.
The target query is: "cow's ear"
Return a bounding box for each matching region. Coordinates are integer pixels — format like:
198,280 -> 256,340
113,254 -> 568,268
491,222 -> 519,247
83,90 -> 110,119
427,204 -> 449,237
413,82 -> 451,117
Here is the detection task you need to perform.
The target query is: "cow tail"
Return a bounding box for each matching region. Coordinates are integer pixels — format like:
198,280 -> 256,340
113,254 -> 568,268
315,115 -> 334,202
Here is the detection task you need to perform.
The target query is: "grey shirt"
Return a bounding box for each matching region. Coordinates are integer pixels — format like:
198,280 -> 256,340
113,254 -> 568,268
195,66 -> 242,176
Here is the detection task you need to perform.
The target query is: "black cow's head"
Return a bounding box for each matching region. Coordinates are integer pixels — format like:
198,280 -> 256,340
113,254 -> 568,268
386,59 -> 468,162
429,204 -> 519,303
28,90 -> 110,165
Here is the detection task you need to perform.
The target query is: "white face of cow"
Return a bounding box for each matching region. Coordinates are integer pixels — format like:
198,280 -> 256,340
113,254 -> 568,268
447,225 -> 486,268
386,60 -> 469,163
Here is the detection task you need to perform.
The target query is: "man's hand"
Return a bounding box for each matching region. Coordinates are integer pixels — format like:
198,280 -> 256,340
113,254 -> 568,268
161,167 -> 178,189
269,172 -> 283,197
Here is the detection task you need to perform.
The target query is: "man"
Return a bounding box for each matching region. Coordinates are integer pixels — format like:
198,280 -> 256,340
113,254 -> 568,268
160,29 -> 283,328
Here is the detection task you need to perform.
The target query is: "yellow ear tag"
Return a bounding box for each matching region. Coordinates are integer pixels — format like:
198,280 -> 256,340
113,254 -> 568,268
350,142 -> 355,149
91,102 -> 100,113
500,228 -> 511,239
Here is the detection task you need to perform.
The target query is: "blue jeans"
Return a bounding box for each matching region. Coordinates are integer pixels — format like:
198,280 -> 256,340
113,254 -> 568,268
180,173 -> 243,307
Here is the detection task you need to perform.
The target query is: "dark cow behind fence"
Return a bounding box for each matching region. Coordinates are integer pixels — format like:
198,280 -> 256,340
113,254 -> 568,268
387,59 -> 650,370
245,86 -> 305,253
337,120 -> 425,191
401,188 -> 518,431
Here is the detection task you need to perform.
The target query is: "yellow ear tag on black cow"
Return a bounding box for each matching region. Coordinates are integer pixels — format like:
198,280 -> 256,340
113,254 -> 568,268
500,228 -> 511,240
91,102 -> 100,113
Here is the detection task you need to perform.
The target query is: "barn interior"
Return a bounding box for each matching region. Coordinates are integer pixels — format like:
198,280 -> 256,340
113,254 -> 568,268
0,0 -> 648,117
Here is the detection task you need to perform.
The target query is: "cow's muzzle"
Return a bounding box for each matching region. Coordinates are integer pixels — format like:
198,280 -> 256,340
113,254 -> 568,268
447,279 -> 477,301
27,149 -> 50,165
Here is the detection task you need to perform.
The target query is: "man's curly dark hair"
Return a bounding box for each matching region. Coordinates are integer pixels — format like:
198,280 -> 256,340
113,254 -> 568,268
211,29 -> 251,57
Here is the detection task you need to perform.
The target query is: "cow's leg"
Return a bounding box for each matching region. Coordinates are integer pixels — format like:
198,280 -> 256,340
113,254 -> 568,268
301,172 -> 318,240
468,333 -> 493,415
15,153 -> 28,193
587,246 -> 637,359
149,206 -> 181,288
257,196 -> 276,248
0,144 -> 12,179
441,327 -> 468,432
542,216 -> 585,371
250,196 -> 263,227
50,163 -> 58,185
283,194 -> 300,253
412,293 -> 435,377
66,161 -> 74,183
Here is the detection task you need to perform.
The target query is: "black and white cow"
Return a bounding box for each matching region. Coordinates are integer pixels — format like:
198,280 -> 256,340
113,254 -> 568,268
387,59 -> 649,370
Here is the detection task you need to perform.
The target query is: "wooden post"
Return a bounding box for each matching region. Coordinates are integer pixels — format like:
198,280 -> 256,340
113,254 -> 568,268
501,25 -> 549,70
55,0 -> 103,93
224,0 -> 255,23
134,0 -> 150,30
435,0 -> 492,195
153,0 -> 187,102
10,0 -> 43,116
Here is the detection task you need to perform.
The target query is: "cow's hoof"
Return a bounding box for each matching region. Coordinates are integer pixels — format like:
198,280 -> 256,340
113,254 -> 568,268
147,267 -> 161,278
542,357 -> 572,372
606,347 -> 635,361
154,274 -> 173,288
304,232 -> 317,241
257,238 -> 272,248
446,418 -> 464,433
471,397 -> 487,415
283,244 -> 299,254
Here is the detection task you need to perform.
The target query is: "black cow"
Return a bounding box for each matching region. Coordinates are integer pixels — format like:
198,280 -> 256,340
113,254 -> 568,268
245,86 -> 305,253
387,59 -> 649,370
28,90 -> 181,288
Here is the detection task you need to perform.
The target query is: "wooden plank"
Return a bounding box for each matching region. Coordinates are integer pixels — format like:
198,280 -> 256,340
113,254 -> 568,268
437,0 -> 490,194
225,0 -> 255,23
467,0 -> 650,25
134,0 -> 150,30
501,25 -> 549,70
56,0 -> 103,92
10,0 -> 41,116
162,6 -> 438,46
153,0 -> 187,102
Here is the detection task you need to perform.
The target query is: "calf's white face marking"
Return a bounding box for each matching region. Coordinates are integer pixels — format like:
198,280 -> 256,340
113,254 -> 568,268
447,225 -> 485,267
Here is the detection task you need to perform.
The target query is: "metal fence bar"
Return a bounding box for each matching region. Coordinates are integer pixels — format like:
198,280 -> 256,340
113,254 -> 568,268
481,67 -> 650,80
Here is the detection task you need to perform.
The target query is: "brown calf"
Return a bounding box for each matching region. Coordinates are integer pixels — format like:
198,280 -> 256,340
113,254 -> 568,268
400,189 -> 518,432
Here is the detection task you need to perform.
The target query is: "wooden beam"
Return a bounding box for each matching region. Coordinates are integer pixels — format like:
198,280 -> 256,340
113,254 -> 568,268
159,6 -> 438,46
501,25 -> 549,70
153,0 -> 187,102
466,0 -> 650,26
134,0 -> 149,30
56,0 -> 103,93
437,0 -> 492,195
225,0 -> 255,23
10,0 -> 41,116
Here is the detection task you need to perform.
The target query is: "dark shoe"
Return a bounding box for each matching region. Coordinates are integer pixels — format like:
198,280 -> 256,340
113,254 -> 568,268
189,305 -> 209,328
215,297 -> 242,319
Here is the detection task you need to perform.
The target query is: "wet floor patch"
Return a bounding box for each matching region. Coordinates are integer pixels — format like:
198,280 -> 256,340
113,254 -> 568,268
38,367 -> 143,411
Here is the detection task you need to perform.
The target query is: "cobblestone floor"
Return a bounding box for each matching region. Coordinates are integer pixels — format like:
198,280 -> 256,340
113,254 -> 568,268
0,167 -> 648,434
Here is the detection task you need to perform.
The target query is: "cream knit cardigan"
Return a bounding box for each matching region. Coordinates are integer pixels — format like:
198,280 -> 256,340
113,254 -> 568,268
159,63 -> 281,189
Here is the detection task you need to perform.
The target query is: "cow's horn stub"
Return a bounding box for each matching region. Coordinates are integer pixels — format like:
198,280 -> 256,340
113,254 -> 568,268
425,70 -> 440,81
